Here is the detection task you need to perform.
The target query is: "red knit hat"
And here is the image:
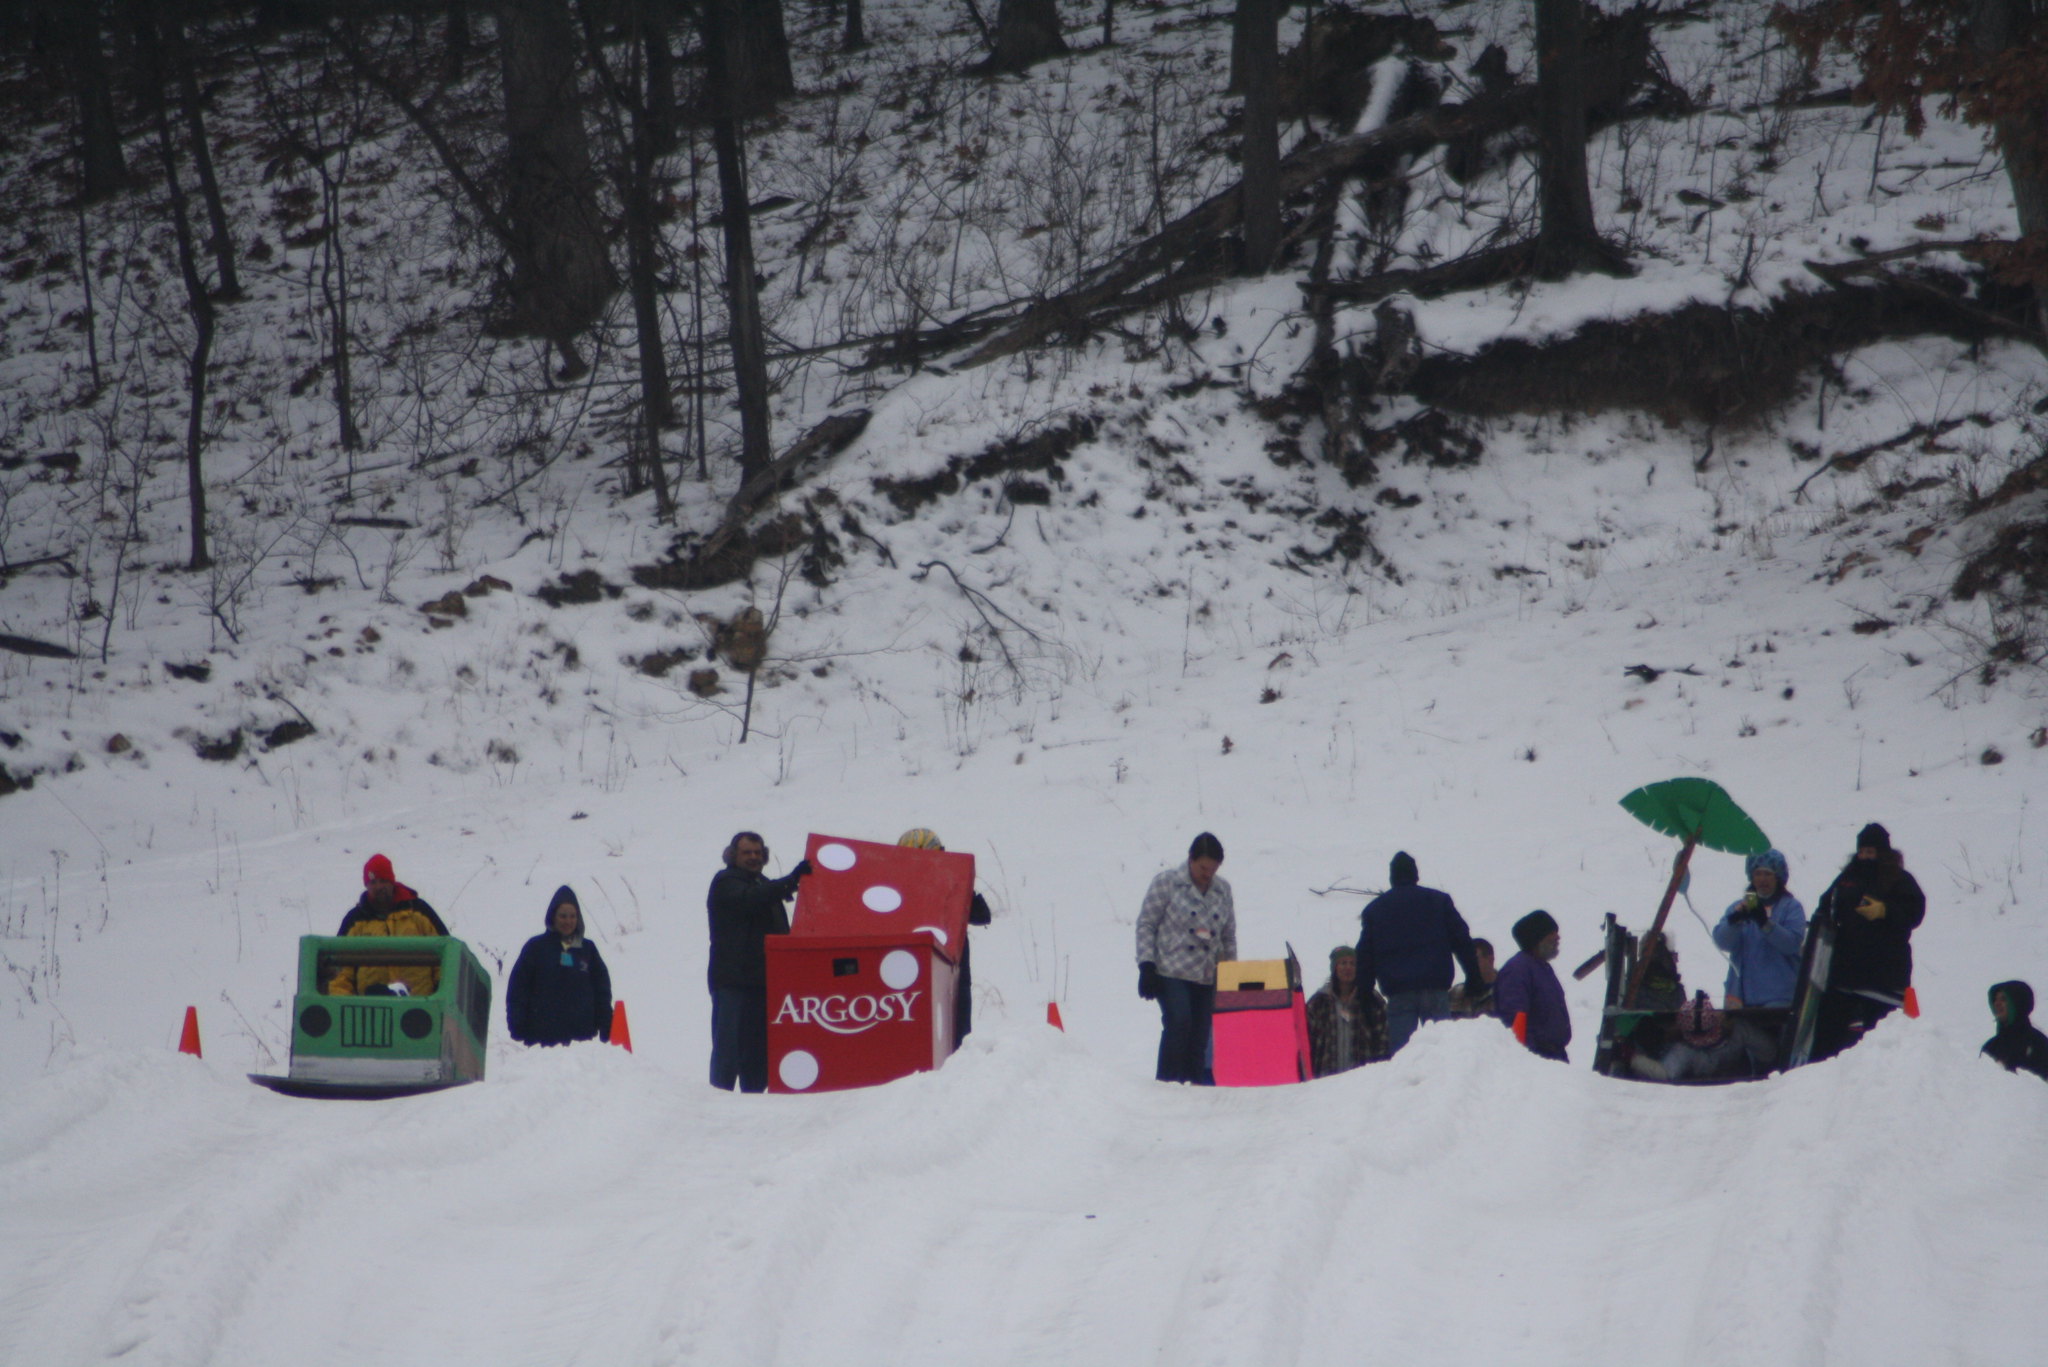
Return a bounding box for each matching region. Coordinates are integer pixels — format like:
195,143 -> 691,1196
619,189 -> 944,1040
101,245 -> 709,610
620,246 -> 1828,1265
363,853 -> 396,887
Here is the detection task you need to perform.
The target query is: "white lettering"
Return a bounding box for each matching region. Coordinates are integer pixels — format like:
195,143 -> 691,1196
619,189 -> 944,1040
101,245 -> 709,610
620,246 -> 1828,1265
772,991 -> 922,1035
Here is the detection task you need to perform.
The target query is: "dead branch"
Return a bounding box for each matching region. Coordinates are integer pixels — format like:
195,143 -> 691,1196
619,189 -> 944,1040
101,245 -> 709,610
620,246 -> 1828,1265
1792,417 -> 1970,498
1806,258 -> 2047,351
1299,240 -> 1536,307
912,557 -> 1051,684
0,554 -> 78,581
957,91 -> 1541,368
690,408 -> 872,572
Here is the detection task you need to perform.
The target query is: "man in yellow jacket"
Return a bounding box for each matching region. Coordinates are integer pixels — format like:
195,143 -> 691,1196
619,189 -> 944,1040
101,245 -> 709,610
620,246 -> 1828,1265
328,853 -> 450,996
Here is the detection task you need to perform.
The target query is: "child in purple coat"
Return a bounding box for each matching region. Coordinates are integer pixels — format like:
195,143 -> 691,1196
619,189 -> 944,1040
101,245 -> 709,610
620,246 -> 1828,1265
1496,910 -> 1571,1062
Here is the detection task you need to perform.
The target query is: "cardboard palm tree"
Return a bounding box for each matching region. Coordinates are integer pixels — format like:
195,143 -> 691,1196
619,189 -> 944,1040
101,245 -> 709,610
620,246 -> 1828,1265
1617,778 -> 1771,1008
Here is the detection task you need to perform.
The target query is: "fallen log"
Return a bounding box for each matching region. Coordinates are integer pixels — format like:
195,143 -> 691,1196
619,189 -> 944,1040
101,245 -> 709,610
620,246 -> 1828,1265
0,633 -> 76,659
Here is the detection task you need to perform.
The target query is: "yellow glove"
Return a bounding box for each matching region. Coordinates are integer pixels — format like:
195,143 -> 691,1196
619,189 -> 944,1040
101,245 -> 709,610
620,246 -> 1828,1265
1855,895 -> 1885,921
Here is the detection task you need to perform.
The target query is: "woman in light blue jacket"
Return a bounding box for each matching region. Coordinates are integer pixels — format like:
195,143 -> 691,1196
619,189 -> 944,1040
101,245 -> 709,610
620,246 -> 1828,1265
1710,849 -> 1806,1008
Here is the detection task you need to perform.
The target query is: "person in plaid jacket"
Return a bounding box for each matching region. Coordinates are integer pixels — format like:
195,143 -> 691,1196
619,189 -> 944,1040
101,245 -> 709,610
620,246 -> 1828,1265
1135,832 -> 1236,1083
1307,945 -> 1389,1076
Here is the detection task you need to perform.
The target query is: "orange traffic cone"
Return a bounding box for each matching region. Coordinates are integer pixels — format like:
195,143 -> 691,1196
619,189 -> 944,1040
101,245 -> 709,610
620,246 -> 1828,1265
1902,986 -> 1920,1019
178,1006 -> 202,1058
608,1000 -> 633,1052
1512,1011 -> 1528,1045
1046,1001 -> 1064,1032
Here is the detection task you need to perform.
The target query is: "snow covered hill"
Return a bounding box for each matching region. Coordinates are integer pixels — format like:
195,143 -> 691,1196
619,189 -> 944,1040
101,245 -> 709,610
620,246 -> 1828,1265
5,0 -> 2048,1361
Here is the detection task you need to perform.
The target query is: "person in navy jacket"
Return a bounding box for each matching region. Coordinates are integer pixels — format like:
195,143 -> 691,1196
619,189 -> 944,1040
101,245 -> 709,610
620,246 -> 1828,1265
506,885 -> 613,1046
1355,851 -> 1483,1053
1495,910 -> 1571,1062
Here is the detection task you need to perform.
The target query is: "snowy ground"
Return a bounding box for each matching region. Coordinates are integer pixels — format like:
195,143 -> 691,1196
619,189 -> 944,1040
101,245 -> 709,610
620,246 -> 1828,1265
6,0 -> 2048,1361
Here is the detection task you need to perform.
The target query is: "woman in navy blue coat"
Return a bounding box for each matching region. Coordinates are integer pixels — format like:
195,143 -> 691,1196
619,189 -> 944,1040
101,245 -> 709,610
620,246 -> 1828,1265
506,885 -> 613,1045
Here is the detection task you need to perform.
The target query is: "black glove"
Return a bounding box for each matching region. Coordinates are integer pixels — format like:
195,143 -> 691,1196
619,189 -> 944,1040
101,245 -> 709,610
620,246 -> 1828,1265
1138,962 -> 1160,1001
792,859 -> 814,879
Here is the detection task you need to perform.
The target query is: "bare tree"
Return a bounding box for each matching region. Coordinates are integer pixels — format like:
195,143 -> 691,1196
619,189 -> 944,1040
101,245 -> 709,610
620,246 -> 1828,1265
40,0 -> 128,202
136,6 -> 215,569
1237,0 -> 1280,273
254,25 -> 372,454
495,0 -> 615,374
583,0 -> 678,516
702,0 -> 774,480
165,15 -> 240,299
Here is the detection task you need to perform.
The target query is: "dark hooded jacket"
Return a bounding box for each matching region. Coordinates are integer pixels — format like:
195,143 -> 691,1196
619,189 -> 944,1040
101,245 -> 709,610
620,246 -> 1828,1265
1355,853 -> 1481,996
1982,981 -> 2048,1082
706,865 -> 803,992
1815,850 -> 1925,998
506,885 -> 612,1046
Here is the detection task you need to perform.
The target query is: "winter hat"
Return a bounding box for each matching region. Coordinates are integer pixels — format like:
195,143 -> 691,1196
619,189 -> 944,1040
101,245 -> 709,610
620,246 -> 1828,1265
363,853 -> 396,887
546,884 -> 580,929
1675,992 -> 1724,1046
898,828 -> 944,850
1745,849 -> 1789,883
1856,822 -> 1892,854
1512,909 -> 1559,952
1389,851 -> 1419,886
1989,980 -> 2035,1021
1330,944 -> 1356,965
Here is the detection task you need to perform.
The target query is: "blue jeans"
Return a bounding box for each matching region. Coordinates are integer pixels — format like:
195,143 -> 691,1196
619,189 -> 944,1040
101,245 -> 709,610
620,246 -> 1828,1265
1383,988 -> 1451,1054
1156,976 -> 1216,1084
710,986 -> 769,1092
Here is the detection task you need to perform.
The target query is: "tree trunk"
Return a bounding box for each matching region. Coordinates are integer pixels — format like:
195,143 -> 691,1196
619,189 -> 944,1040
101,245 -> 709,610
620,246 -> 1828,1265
1237,0 -> 1280,274
167,19 -> 240,299
845,0 -> 867,52
1969,0 -> 2048,333
720,0 -> 794,112
142,17 -> 213,570
985,0 -> 1067,74
703,0 -> 774,481
51,2 -> 127,202
644,1 -> 678,153
318,165 -> 362,453
624,0 -> 676,514
495,0 -> 615,370
1531,0 -> 1627,279
442,0 -> 473,82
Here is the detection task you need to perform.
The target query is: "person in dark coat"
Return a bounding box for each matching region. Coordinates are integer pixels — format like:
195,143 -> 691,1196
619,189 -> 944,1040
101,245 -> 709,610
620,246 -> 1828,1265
1355,851 -> 1483,1054
707,831 -> 811,1092
896,829 -> 993,1044
1981,981 -> 2048,1082
1811,823 -> 1926,1061
1495,910 -> 1571,1062
506,885 -> 612,1046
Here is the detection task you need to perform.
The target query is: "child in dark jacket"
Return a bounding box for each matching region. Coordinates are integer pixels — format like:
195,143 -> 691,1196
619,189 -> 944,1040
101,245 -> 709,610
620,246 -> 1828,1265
1982,980 -> 2048,1083
506,885 -> 613,1046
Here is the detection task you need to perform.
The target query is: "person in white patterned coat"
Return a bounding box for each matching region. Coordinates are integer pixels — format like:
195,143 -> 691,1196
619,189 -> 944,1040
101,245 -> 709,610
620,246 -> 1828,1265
1135,832 -> 1237,1084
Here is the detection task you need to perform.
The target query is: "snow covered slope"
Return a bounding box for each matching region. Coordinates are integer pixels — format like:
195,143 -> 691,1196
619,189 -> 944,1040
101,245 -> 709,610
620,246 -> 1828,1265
5,0 -> 2048,1360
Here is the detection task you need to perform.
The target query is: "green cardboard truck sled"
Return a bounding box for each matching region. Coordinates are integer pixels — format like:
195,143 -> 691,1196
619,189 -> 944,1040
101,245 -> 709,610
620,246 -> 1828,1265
250,936 -> 492,1099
